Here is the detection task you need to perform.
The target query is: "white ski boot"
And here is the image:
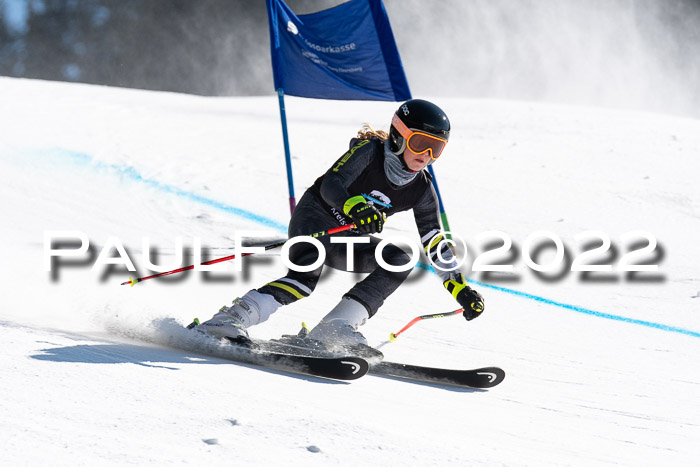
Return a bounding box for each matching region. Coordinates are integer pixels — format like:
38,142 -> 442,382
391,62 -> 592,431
195,290 -> 280,345
307,296 -> 370,348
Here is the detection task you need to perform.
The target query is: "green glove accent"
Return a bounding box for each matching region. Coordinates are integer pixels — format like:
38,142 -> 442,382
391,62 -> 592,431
345,197 -> 385,234
443,274 -> 485,320
343,195 -> 367,216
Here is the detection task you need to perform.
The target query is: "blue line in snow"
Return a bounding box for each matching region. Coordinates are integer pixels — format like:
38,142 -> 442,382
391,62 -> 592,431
48,149 -> 699,339
414,254 -> 700,339
51,149 -> 288,233
470,279 -> 700,338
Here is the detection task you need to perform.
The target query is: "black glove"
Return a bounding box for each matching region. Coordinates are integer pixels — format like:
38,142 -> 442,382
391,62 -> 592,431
345,197 -> 385,234
443,273 -> 485,321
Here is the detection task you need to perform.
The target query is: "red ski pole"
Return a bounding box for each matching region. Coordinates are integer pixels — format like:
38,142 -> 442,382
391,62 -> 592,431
389,308 -> 464,341
121,223 -> 356,287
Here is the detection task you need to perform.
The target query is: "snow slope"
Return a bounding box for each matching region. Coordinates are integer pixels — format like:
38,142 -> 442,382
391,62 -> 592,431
1,77 -> 699,466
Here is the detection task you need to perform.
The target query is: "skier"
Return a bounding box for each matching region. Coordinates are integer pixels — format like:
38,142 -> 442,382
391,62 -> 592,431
195,99 -> 485,350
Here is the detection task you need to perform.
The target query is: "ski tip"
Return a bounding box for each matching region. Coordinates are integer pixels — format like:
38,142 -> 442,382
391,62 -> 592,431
335,356 -> 370,380
474,367 -> 506,388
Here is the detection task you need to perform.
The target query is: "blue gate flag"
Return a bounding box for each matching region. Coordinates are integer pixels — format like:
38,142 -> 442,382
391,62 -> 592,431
266,0 -> 411,101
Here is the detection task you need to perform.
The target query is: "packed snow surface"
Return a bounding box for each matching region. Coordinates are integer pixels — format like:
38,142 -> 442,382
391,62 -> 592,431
1,77 -> 699,465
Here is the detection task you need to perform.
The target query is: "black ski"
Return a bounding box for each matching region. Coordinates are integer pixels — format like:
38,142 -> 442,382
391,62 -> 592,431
183,321 -> 368,381
370,362 -> 505,389
216,346 -> 369,381
184,320 -> 500,385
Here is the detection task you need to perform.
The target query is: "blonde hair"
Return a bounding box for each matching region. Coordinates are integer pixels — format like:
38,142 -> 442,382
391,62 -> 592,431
356,123 -> 389,141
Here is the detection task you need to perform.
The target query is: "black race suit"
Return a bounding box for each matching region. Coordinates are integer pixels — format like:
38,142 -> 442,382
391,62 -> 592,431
257,138 -> 455,317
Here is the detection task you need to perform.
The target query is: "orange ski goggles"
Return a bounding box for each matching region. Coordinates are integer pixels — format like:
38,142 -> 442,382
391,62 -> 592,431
392,114 -> 448,160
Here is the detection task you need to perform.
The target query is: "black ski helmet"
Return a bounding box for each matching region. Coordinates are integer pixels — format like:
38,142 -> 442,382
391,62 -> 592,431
389,99 -> 451,155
